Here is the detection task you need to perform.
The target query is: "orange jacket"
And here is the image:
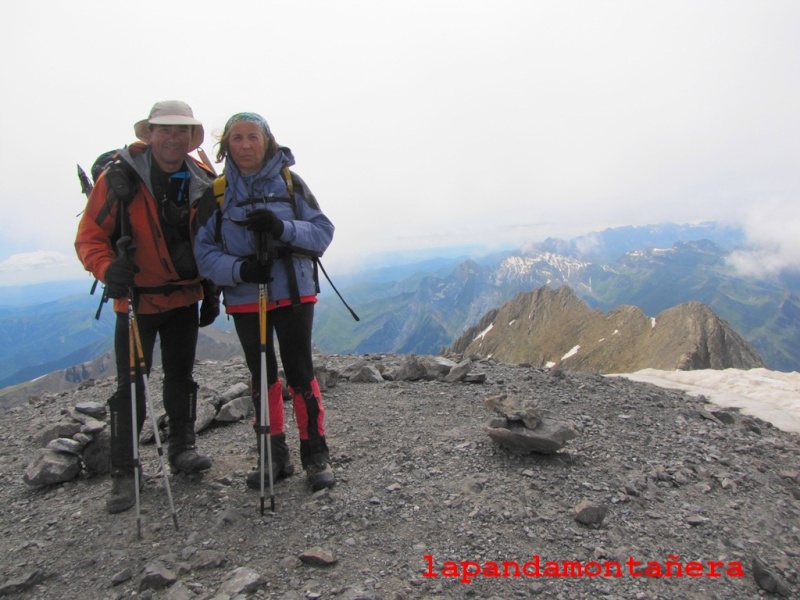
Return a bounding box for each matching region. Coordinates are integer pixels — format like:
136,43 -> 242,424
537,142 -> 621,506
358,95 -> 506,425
74,142 -> 215,314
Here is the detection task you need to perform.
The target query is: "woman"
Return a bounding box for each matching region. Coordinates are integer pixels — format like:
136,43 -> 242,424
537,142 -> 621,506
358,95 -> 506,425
193,112 -> 335,491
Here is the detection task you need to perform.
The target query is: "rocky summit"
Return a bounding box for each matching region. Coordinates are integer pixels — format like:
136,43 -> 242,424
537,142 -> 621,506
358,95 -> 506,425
2,352 -> 799,599
450,286 -> 766,374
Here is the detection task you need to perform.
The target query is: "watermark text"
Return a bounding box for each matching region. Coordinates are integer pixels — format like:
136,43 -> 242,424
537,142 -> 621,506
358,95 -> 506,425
422,554 -> 745,584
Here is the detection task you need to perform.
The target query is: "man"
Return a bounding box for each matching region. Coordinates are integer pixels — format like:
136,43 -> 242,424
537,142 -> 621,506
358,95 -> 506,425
75,100 -> 216,514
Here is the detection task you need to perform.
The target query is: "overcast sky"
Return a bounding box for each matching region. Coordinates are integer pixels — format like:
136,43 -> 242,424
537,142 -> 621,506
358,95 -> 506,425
1,0 -> 799,286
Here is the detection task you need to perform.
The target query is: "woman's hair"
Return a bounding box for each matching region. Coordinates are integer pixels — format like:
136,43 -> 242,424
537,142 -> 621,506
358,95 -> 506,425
215,127 -> 279,165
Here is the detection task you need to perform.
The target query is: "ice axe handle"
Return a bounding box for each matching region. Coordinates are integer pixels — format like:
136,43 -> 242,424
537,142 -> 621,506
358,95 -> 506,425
77,164 -> 93,198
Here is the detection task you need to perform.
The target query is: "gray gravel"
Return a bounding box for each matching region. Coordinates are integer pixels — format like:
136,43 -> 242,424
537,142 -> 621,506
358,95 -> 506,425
2,353 -> 799,599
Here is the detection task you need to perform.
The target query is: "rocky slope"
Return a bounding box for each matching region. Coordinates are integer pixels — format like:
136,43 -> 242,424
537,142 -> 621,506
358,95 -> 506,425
450,286 -> 766,373
2,353 -> 798,599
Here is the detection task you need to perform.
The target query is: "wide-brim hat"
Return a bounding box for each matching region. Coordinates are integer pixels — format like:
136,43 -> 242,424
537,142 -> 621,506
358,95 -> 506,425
134,100 -> 205,151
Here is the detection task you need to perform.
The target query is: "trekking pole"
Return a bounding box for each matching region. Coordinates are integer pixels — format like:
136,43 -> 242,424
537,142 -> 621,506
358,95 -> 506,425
257,230 -> 276,514
117,237 -> 180,533
129,300 -> 180,531
116,236 -> 143,539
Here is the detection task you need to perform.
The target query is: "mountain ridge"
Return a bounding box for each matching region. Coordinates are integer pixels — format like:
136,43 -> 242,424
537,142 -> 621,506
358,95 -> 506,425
449,286 -> 765,373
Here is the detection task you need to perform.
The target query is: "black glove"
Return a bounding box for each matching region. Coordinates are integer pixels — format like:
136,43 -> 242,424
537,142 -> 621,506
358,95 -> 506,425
239,259 -> 272,284
104,257 -> 137,298
104,161 -> 138,204
199,280 -> 220,327
245,209 -> 284,237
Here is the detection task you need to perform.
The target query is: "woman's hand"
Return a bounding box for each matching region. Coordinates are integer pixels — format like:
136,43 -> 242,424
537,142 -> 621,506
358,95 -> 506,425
244,209 -> 284,237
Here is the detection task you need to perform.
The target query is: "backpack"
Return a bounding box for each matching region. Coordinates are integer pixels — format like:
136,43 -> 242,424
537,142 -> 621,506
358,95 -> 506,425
211,167 -> 359,321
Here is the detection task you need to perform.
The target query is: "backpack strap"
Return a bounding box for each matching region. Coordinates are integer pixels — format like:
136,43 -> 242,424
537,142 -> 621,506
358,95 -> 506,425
279,166 -> 300,219
279,166 -> 305,306
213,175 -> 227,244
281,165 -> 300,308
281,166 -> 294,197
213,175 -> 227,205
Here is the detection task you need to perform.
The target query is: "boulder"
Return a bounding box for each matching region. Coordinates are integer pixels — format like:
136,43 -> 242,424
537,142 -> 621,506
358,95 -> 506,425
22,449 -> 82,487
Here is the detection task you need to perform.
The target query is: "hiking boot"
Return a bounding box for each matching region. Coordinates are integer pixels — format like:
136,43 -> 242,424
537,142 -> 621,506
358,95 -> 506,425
246,434 -> 295,489
164,381 -> 210,474
298,434 -> 333,491
170,448 -> 212,474
246,460 -> 295,489
106,471 -> 142,514
306,455 -> 335,491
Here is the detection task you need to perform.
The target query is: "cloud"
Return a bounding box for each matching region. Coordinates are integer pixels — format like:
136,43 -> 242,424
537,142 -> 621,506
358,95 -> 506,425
0,251 -> 87,285
3,1 -> 800,285
727,199 -> 800,277
0,251 -> 74,271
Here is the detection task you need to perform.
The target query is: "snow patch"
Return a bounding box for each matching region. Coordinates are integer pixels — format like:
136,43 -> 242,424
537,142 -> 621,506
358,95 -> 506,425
609,368 -> 800,433
473,323 -> 494,342
561,345 -> 580,361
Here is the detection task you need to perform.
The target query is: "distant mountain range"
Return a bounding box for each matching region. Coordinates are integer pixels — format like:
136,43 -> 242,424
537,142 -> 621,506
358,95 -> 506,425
0,291 -> 114,389
313,221 -> 799,371
1,221 -> 797,406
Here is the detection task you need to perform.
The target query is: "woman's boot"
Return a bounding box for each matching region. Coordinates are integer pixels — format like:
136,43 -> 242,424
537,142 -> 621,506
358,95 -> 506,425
292,379 -> 335,491
247,380 -> 294,488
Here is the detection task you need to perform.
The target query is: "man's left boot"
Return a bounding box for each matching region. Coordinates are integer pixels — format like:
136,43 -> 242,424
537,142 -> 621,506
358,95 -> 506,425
165,380 -> 212,474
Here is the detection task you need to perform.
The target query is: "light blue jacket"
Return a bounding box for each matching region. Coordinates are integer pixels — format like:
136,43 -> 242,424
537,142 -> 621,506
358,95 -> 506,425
193,147 -> 334,309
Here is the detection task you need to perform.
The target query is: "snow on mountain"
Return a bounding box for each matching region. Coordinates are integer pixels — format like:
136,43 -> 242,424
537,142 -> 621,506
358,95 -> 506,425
493,252 -> 591,287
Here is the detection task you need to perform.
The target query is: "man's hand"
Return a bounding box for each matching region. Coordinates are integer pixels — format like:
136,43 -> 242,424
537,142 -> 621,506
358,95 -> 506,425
199,280 -> 220,327
104,257 -> 137,298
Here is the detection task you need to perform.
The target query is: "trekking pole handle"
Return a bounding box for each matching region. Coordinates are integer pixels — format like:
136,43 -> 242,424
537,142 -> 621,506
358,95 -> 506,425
116,236 -> 133,260
257,232 -> 271,264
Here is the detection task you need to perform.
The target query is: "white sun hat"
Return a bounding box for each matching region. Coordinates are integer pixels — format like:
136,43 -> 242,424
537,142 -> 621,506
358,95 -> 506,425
133,100 -> 205,151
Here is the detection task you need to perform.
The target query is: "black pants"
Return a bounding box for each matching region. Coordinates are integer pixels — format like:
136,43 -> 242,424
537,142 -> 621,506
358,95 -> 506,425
234,303 -> 328,464
232,303 -> 316,391
109,303 -> 199,470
